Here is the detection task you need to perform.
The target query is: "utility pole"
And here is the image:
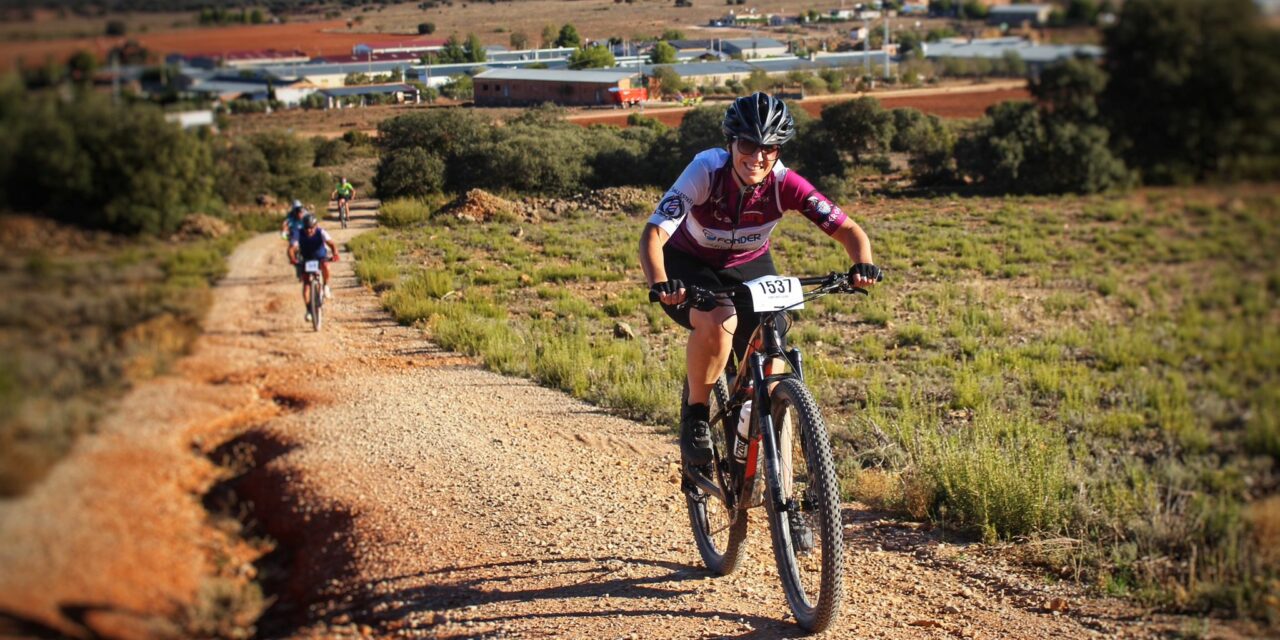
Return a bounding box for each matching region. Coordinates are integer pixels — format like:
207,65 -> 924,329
883,16 -> 890,79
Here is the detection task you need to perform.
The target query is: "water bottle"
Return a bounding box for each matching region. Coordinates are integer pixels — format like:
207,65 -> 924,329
733,400 -> 752,462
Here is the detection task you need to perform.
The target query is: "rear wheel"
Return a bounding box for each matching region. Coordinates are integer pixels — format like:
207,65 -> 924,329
682,375 -> 748,575
763,377 -> 844,632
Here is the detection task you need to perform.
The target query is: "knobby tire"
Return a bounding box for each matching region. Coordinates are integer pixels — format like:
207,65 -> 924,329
310,275 -> 322,332
763,377 -> 844,632
683,375 -> 748,575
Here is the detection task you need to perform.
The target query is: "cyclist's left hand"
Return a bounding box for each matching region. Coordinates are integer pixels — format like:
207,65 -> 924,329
848,263 -> 883,288
330,253 -> 340,262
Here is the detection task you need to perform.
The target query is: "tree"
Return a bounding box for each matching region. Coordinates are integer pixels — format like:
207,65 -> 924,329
649,41 -> 677,64
1101,0 -> 1280,182
677,106 -> 725,160
105,20 -> 126,36
744,68 -> 773,93
567,45 -> 615,70
660,28 -> 685,41
418,22 -> 436,35
1031,56 -> 1105,122
249,8 -> 265,24
541,24 -> 558,48
556,24 -> 582,48
821,97 -> 896,167
438,34 -> 468,63
441,74 -> 473,100
510,31 -> 529,49
374,148 -> 445,199
650,65 -> 687,97
464,33 -> 487,62
1065,0 -> 1100,25
960,0 -> 988,19
66,50 -> 98,84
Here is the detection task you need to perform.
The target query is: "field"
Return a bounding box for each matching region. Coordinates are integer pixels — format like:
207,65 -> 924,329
351,187 -> 1280,619
0,0 -> 963,69
0,18 -> 418,70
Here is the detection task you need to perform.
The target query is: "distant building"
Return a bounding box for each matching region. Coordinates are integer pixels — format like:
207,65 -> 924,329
352,36 -> 447,56
987,4 -> 1054,27
473,68 -> 641,106
721,38 -> 788,59
168,48 -> 308,70
318,83 -> 419,108
923,37 -> 1102,75
262,60 -> 419,88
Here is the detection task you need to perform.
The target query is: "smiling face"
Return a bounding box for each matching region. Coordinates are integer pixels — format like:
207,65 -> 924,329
730,138 -> 780,186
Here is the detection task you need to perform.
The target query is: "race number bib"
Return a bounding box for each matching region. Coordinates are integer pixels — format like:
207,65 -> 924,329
304,260 -> 321,273
744,275 -> 804,312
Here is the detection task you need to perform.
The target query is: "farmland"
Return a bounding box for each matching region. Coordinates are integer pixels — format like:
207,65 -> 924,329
352,186 -> 1280,618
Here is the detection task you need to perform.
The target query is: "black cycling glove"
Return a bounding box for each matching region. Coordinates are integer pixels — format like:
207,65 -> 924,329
650,277 -> 680,302
849,263 -> 884,283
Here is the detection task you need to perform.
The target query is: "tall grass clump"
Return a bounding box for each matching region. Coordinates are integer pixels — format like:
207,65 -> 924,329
377,197 -> 443,228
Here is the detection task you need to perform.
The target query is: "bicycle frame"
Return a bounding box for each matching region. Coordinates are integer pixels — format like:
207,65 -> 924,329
687,274 -> 856,516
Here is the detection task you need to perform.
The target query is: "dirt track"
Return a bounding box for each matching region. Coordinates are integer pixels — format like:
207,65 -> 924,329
0,207 -> 1233,638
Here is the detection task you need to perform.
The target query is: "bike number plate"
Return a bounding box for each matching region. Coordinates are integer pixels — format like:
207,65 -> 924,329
304,260 -> 320,273
744,275 -> 804,312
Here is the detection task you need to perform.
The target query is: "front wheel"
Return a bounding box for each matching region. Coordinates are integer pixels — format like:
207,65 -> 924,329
310,276 -> 323,331
682,375 -> 747,575
763,377 -> 844,632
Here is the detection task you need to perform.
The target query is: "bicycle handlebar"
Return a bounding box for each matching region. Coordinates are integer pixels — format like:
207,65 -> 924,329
646,272 -> 869,305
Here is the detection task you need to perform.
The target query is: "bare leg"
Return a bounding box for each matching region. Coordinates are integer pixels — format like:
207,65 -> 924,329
686,304 -> 738,405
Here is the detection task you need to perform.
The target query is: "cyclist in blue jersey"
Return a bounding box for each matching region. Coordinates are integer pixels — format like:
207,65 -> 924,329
288,214 -> 340,323
638,92 -> 883,470
281,199 -> 308,242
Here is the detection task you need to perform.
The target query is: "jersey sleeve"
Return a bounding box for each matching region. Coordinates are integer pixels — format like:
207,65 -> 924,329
646,148 -> 723,234
779,170 -> 848,236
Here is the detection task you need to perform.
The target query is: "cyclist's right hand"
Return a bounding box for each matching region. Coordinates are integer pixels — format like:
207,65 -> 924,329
649,279 -> 686,305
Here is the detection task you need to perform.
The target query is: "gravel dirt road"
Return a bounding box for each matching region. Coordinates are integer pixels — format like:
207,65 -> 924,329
0,206 -> 1236,639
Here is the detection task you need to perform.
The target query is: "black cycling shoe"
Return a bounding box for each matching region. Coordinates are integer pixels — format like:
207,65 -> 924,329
680,404 -> 714,467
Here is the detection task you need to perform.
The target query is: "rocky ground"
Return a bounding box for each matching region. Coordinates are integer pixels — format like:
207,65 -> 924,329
0,205 -> 1261,639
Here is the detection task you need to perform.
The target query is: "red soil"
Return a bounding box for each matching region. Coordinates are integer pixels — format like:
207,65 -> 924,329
0,20 -> 424,70
570,84 -> 1029,128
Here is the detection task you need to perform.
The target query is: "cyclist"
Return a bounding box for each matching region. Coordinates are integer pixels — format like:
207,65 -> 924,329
638,92 -> 882,471
281,199 -> 308,242
331,177 -> 356,219
288,214 -> 340,322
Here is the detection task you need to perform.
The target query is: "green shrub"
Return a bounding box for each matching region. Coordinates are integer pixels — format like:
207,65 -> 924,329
374,148 -> 445,200
377,198 -> 434,228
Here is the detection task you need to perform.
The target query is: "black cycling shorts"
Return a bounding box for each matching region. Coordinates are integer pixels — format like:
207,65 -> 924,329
660,245 -> 777,359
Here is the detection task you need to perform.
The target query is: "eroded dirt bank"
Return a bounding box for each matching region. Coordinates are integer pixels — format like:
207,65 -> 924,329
0,205 -> 1253,639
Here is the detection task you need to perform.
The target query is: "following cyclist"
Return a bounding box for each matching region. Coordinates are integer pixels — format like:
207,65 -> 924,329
288,214 -> 340,323
638,92 -> 883,472
281,199 -> 308,242
331,177 -> 356,216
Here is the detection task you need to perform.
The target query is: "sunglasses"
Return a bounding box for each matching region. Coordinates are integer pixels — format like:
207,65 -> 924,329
734,138 -> 781,158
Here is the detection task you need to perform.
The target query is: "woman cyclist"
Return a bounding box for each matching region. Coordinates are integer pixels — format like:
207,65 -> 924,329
638,92 -> 883,471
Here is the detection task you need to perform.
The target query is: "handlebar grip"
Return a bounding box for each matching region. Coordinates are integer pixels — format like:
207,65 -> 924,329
648,290 -> 660,303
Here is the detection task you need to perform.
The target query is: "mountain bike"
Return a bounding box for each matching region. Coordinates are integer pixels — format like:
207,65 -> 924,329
303,259 -> 325,331
336,197 -> 350,229
651,272 -> 868,632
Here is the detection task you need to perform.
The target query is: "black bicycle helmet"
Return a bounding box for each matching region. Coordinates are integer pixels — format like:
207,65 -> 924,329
722,92 -> 796,146
303,213 -> 318,228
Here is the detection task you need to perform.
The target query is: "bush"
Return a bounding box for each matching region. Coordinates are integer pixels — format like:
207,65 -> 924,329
956,101 -> 1128,194
311,137 -> 350,167
821,96 -> 895,169
374,148 -> 446,199
2,90 -> 215,235
377,198 -> 435,228
418,22 -> 436,34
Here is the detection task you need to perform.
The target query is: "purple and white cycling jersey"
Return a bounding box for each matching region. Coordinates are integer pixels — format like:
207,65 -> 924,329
647,148 -> 849,269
